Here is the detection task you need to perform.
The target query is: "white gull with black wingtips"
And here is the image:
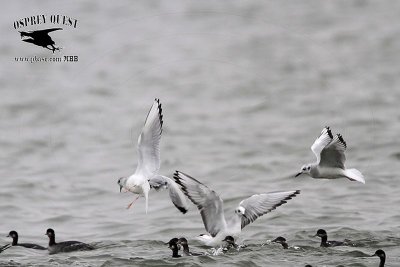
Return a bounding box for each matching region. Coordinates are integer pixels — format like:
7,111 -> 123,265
295,126 -> 365,184
117,99 -> 188,214
173,171 -> 300,247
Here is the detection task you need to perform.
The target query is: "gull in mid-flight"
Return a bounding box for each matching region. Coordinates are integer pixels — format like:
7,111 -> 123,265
117,99 -> 188,214
295,126 -> 365,184
173,171 -> 300,247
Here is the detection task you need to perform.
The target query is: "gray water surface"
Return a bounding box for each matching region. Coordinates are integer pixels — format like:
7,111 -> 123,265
1,1 -> 399,266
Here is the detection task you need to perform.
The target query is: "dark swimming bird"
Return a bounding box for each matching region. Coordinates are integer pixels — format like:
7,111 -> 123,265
19,28 -> 62,53
272,236 -> 289,249
177,238 -> 202,256
372,249 -> 386,267
7,231 -> 46,250
167,238 -> 181,258
315,229 -> 348,247
45,228 -> 94,254
222,236 -> 238,250
0,244 -> 11,253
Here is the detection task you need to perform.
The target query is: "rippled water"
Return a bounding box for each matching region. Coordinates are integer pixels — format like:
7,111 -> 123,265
1,0 -> 399,266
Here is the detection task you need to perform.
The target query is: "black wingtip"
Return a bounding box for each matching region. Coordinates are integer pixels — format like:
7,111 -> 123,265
155,98 -> 163,132
325,126 -> 333,139
288,190 -> 301,200
173,171 -> 181,185
173,170 -> 206,210
175,205 -> 188,214
336,133 -> 347,148
172,171 -> 189,214
173,171 -> 188,197
270,190 -> 300,212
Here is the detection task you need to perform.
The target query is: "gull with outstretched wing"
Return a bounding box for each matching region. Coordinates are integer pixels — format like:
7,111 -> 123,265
295,126 -> 365,184
174,171 -> 299,246
117,99 -> 188,214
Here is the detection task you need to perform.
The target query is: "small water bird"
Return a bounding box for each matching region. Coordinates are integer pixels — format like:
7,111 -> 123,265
177,237 -> 202,256
7,231 -> 46,250
295,126 -> 365,183
372,249 -> 386,267
272,236 -> 289,249
117,99 -> 188,214
222,236 -> 238,250
167,238 -> 181,258
174,171 -> 300,247
45,228 -> 94,254
315,229 -> 349,247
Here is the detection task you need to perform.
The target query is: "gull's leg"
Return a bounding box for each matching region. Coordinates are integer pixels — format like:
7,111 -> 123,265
126,195 -> 140,209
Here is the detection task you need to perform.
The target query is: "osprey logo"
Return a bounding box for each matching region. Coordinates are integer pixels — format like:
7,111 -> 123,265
19,28 -> 62,53
14,14 -> 77,54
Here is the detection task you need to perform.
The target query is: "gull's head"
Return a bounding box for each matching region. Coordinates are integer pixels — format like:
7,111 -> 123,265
295,164 -> 311,177
315,229 -> 327,238
7,231 -> 17,239
235,206 -> 246,216
117,177 -> 127,192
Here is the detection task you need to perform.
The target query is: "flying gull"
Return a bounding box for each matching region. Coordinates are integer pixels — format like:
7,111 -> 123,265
118,99 -> 188,214
295,126 -> 365,183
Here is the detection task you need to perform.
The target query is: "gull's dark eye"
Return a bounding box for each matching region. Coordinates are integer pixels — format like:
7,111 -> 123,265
302,168 -> 306,171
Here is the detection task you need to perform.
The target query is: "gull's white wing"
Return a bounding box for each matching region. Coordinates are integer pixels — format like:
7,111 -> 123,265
173,171 -> 227,237
135,99 -> 163,177
239,190 -> 300,229
311,127 -> 333,164
319,134 -> 347,169
149,175 -> 189,214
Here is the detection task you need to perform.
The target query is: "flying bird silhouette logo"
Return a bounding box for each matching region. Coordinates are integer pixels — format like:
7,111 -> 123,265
19,28 -> 62,53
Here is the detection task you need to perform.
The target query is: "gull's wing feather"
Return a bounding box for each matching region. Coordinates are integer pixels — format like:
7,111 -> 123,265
311,127 -> 333,164
319,133 -> 347,168
239,190 -> 300,229
173,171 -> 227,237
149,175 -> 189,214
135,99 -> 163,177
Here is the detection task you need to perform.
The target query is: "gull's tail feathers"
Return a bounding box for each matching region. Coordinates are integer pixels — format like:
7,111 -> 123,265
143,181 -> 151,214
344,168 -> 365,184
